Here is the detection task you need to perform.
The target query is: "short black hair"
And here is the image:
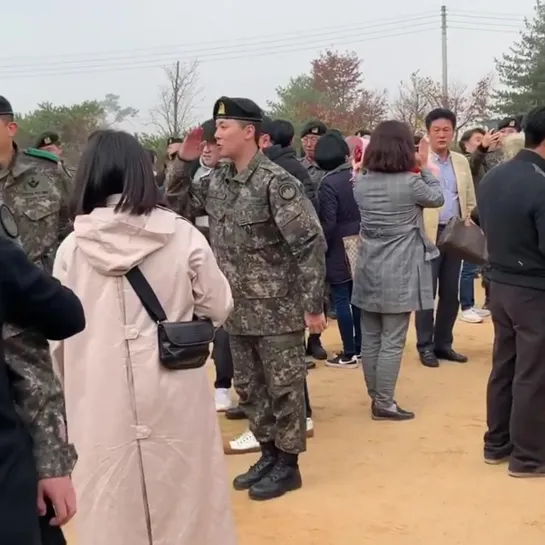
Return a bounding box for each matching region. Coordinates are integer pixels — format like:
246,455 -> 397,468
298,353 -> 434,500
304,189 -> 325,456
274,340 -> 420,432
71,129 -> 159,218
425,108 -> 457,130
270,119 -> 294,148
524,106 -> 545,149
238,120 -> 262,145
355,128 -> 372,137
363,120 -> 415,173
314,131 -> 350,172
0,114 -> 14,124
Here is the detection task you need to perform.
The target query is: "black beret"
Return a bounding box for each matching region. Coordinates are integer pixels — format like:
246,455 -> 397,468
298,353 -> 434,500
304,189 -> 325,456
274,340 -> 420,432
301,120 -> 327,138
497,117 -> 521,132
0,96 -> 13,116
167,137 -> 183,146
200,119 -> 217,143
261,115 -> 274,136
35,131 -> 61,149
213,96 -> 262,123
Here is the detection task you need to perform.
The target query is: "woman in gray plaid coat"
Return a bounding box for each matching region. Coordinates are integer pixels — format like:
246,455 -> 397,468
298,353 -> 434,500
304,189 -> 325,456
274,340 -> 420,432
352,121 -> 444,421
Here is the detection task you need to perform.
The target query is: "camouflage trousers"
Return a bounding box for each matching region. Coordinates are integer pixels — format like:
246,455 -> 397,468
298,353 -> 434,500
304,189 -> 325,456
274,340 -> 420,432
230,331 -> 307,454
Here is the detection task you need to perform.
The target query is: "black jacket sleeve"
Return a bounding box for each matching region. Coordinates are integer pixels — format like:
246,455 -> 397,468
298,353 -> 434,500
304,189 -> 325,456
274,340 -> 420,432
0,237 -> 85,340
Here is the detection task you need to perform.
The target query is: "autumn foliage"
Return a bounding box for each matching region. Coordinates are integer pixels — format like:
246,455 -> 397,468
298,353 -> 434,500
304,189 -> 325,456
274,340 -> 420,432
269,50 -> 387,134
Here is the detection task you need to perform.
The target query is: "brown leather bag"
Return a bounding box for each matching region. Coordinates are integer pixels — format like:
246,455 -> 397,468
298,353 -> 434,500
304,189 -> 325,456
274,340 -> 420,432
437,217 -> 488,265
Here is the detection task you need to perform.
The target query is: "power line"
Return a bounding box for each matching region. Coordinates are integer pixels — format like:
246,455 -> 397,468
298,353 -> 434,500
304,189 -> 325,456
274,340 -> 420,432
0,24 -> 439,79
450,26 -> 522,34
1,11 -> 438,67
449,9 -> 527,19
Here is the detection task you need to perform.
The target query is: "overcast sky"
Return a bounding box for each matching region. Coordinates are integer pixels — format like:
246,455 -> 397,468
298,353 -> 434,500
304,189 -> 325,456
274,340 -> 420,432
1,0 -> 535,132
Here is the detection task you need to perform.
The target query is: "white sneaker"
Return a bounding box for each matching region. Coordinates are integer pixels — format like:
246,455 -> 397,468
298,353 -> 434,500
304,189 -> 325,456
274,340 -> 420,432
214,388 -> 232,412
225,429 -> 260,455
224,419 -> 315,455
459,308 -> 484,323
306,417 -> 314,437
473,307 -> 491,318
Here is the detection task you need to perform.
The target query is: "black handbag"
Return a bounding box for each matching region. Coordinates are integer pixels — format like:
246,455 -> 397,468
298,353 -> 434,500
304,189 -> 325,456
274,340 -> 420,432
125,267 -> 215,370
437,217 -> 488,266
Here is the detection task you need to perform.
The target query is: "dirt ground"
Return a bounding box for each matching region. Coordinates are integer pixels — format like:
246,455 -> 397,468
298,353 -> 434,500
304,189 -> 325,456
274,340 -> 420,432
67,286 -> 545,545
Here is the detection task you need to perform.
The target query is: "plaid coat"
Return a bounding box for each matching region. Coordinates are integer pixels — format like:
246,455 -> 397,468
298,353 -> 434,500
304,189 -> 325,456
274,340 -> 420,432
351,169 -> 444,313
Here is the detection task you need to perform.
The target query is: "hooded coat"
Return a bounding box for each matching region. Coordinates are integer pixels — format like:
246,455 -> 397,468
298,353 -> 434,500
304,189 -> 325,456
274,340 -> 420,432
50,198 -> 236,545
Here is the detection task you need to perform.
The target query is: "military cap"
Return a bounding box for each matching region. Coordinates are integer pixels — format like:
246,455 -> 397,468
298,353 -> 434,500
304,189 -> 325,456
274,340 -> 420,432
301,120 -> 327,138
167,137 -> 183,146
0,96 -> 14,116
35,131 -> 61,149
200,119 -> 217,143
213,96 -> 263,123
497,117 -> 521,132
261,115 -> 275,136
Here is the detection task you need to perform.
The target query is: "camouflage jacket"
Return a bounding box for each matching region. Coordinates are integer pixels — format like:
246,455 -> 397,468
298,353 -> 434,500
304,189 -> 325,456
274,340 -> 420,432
166,152 -> 326,336
0,146 -> 76,478
299,156 -> 325,191
466,147 -> 503,186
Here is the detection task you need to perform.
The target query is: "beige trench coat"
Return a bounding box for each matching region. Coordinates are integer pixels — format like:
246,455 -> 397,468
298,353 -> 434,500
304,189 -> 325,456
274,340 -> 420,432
51,200 -> 236,545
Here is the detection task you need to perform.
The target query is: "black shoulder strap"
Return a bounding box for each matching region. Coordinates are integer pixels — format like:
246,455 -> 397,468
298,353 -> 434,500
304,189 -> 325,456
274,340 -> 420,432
125,267 -> 167,323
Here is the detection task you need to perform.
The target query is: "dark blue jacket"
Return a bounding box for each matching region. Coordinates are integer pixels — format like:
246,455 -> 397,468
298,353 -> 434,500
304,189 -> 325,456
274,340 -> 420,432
318,164 -> 360,284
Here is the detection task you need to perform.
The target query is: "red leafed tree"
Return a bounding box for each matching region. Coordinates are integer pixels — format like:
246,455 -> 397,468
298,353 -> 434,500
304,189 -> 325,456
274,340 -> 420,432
309,50 -> 387,133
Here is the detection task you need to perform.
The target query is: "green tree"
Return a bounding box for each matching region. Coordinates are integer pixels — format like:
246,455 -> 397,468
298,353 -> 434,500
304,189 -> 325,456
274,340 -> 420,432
136,132 -> 168,157
495,0 -> 545,114
15,94 -> 138,161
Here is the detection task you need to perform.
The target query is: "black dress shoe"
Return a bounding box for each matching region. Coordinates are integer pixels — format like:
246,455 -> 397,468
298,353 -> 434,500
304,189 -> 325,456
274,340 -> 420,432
434,348 -> 468,363
419,350 -> 439,368
306,334 -> 328,360
225,405 -> 247,420
248,460 -> 302,501
306,358 -> 317,370
371,403 -> 415,421
233,448 -> 277,491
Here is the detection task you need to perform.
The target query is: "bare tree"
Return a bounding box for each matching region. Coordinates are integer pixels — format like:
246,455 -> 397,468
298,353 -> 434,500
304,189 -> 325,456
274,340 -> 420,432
392,72 -> 495,135
151,60 -> 201,138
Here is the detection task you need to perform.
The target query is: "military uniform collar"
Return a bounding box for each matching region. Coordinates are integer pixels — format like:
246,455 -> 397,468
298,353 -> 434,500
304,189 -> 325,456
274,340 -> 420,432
0,144 -> 33,186
229,151 -> 265,184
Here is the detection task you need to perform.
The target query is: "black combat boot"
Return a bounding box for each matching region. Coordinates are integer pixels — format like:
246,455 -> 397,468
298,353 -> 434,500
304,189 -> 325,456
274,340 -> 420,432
248,451 -> 302,501
232,442 -> 277,491
224,405 -> 247,420
306,334 -> 327,360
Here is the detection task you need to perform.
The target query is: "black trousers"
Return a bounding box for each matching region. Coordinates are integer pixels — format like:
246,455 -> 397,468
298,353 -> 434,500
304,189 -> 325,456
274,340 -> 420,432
212,327 -> 234,390
415,226 -> 462,352
484,282 -> 545,471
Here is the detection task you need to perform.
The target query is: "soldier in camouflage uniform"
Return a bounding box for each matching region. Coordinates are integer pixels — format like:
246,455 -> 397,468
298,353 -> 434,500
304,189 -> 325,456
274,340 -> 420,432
0,96 -> 77,517
299,120 -> 331,357
166,96 -> 326,501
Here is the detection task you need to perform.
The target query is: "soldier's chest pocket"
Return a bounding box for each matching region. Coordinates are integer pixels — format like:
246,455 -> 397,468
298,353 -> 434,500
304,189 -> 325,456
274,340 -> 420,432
205,192 -> 227,221
22,200 -> 61,227
235,206 -> 281,249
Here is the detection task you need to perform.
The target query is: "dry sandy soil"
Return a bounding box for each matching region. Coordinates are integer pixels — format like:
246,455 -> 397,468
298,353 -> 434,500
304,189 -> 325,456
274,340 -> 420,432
67,287 -> 545,545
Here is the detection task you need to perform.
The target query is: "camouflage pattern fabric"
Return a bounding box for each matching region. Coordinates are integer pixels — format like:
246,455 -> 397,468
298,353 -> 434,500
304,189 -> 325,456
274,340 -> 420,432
299,156 -> 325,191
230,332 -> 307,454
0,146 -> 75,478
165,151 -> 326,336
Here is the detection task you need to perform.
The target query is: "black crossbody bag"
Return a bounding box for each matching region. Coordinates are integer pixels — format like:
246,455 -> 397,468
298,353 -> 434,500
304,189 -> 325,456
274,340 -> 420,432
126,267 -> 215,370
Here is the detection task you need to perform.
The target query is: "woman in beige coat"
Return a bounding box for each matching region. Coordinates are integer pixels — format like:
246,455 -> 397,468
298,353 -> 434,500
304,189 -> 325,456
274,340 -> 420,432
50,130 -> 237,545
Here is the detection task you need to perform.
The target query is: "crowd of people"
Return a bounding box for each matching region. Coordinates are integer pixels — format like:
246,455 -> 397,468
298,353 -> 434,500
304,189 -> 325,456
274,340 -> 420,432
0,88 -> 543,545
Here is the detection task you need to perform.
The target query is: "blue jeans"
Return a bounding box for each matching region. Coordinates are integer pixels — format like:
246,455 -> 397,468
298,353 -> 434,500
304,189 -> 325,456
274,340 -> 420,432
330,281 -> 362,357
460,261 -> 478,311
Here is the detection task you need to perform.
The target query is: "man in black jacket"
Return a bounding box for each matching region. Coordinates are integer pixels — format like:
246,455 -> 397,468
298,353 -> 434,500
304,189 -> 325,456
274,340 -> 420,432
0,207 -> 85,544
476,106 -> 545,478
260,118 -> 318,211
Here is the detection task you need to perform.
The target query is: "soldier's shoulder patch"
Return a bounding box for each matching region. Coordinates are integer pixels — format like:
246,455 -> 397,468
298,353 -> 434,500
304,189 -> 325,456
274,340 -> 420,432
278,182 -> 297,201
23,147 -> 60,164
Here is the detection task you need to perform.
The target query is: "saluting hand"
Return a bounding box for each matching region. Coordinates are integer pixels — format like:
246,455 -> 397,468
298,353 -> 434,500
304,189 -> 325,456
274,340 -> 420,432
305,312 -> 327,334
177,126 -> 204,162
416,136 -> 430,170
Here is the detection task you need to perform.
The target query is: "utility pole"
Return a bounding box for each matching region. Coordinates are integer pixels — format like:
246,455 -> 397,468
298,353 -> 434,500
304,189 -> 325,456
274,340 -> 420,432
441,5 -> 449,107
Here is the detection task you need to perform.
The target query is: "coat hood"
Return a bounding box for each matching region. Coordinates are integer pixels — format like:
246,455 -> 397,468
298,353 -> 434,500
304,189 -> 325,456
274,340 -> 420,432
263,144 -> 297,162
73,196 -> 177,276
